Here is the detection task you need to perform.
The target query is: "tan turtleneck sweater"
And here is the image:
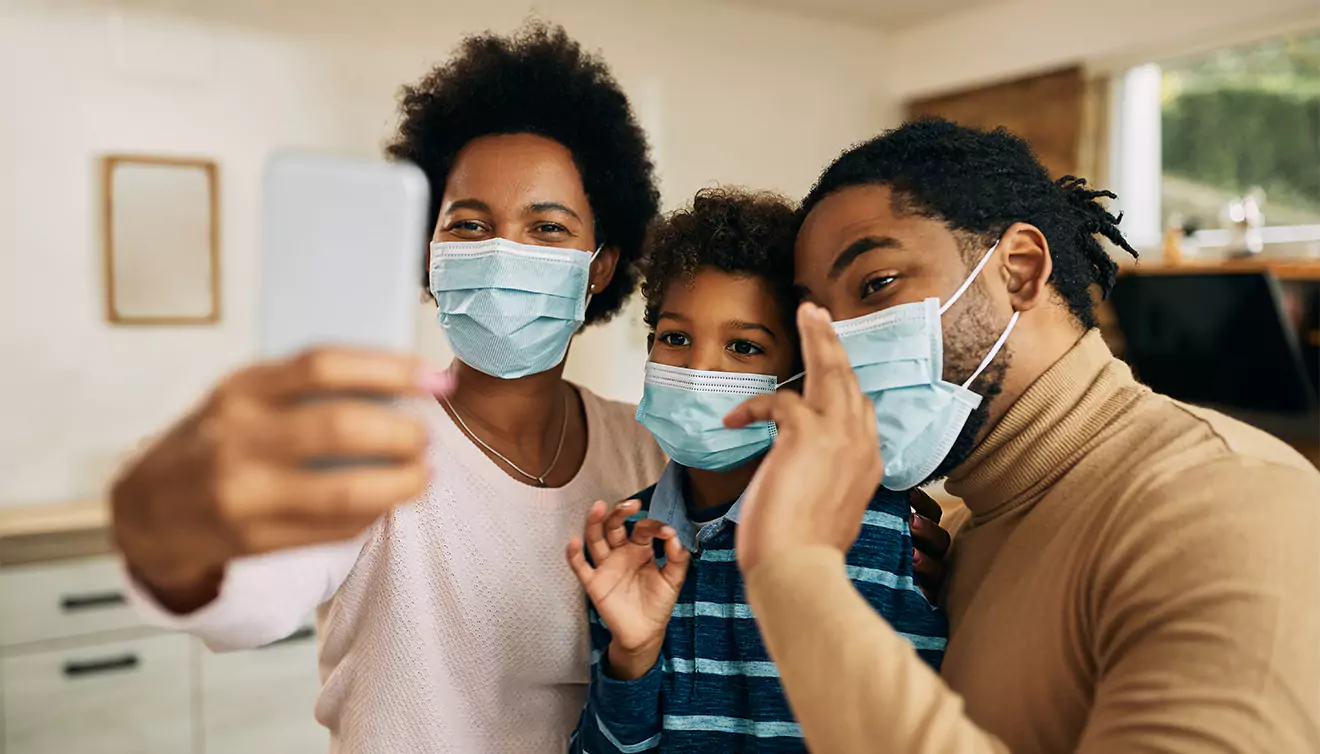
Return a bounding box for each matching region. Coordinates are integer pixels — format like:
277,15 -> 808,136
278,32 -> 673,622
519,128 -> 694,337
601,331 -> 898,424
745,330 -> 1320,753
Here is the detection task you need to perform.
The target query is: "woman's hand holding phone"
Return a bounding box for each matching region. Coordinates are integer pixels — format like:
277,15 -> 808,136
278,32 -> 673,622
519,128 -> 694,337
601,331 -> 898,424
111,347 -> 452,614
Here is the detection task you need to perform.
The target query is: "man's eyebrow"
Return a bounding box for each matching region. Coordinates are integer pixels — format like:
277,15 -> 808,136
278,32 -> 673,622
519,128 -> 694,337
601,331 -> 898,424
726,319 -> 778,342
829,236 -> 901,280
445,198 -> 491,214
527,202 -> 582,222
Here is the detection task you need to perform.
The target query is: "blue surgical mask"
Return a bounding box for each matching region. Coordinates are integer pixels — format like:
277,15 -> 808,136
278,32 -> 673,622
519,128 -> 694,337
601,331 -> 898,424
429,238 -> 597,379
833,240 -> 1018,490
636,363 -> 782,472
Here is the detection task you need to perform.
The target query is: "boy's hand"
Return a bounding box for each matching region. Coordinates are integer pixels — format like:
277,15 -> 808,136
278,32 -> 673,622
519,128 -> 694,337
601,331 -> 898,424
566,500 -> 690,680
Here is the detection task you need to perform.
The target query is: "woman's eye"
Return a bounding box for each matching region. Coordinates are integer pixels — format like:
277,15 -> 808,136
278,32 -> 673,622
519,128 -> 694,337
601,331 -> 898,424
534,223 -> 569,235
449,220 -> 487,235
658,332 -> 689,347
862,275 -> 896,298
728,340 -> 765,356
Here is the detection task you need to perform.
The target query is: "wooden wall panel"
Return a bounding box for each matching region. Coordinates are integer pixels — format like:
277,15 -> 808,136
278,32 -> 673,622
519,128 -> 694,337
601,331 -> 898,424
906,67 -> 1085,178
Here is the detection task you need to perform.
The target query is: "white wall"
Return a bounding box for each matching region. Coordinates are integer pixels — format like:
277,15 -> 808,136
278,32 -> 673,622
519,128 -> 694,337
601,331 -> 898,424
884,0 -> 1320,99
0,0 -> 897,505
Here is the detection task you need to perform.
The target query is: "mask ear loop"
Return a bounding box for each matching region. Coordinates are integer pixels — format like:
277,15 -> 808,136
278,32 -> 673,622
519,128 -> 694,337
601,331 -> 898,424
584,244 -> 603,308
960,310 -> 1019,389
776,372 -> 804,389
939,239 -> 1002,316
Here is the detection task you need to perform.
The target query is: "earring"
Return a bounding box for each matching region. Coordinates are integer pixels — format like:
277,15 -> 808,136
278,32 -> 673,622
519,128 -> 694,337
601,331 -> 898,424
590,284 -> 596,291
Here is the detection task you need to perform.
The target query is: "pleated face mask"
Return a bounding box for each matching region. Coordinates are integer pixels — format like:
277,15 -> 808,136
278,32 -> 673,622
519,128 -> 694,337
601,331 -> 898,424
635,362 -> 785,472
832,239 -> 1018,490
429,238 -> 596,379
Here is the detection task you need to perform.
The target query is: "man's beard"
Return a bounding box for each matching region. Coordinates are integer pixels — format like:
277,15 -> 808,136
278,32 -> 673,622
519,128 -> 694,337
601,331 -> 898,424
922,284 -> 1013,485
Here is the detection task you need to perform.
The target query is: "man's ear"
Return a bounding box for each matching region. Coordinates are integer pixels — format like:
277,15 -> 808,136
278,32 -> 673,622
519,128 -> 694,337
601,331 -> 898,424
999,223 -> 1053,313
589,246 -> 621,296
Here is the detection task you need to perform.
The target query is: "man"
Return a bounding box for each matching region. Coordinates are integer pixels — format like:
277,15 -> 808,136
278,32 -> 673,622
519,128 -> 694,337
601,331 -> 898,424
725,118 -> 1320,752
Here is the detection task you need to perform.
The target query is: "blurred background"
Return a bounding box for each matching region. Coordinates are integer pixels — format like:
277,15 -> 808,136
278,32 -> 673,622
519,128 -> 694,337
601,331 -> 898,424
0,0 -> 1316,751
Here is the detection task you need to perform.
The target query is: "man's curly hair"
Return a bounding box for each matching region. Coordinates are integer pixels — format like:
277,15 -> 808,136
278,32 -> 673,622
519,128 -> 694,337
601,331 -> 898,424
640,188 -> 799,336
802,117 -> 1138,329
386,22 -> 659,325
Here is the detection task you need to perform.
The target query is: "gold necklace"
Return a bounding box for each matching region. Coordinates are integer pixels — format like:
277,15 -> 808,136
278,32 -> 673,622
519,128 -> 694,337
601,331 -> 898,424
442,389 -> 570,487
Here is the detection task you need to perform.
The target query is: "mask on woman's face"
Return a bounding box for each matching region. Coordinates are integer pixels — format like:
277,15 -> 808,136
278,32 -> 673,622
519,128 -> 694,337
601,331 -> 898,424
429,238 -> 598,379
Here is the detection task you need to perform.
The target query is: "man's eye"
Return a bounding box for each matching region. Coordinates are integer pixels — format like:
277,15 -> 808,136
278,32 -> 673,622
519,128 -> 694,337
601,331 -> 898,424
659,332 -> 689,347
728,340 -> 764,356
862,275 -> 896,298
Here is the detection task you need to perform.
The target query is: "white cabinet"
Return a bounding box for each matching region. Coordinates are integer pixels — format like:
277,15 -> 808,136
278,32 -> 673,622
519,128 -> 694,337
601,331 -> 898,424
0,559 -> 142,648
0,555 -> 327,754
1,634 -> 192,754
201,627 -> 327,754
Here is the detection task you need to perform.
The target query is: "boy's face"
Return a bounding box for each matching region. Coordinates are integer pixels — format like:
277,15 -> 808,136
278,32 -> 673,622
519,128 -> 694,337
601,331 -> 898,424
649,268 -> 797,383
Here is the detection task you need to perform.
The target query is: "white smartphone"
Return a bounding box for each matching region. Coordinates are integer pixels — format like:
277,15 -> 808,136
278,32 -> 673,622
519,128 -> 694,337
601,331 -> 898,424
258,152 -> 429,359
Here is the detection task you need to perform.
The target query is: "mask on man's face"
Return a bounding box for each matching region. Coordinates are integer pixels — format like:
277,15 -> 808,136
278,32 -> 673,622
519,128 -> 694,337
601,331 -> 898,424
831,240 -> 1018,490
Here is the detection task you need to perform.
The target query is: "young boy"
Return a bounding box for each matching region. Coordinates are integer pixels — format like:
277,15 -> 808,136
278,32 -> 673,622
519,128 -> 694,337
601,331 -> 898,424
566,188 -> 947,752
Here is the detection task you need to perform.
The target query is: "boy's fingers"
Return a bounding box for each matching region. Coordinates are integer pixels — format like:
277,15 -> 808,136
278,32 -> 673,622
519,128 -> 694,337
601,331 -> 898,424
908,488 -> 944,524
629,519 -> 670,548
566,538 -> 594,586
660,534 -> 690,589
603,500 -> 638,549
584,501 -> 612,564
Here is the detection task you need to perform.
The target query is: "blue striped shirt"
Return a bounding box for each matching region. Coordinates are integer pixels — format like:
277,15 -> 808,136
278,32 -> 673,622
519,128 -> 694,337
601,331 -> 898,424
569,463 -> 947,753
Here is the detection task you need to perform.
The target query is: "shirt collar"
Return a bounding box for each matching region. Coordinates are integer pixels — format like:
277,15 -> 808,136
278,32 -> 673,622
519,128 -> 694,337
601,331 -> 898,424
647,462 -> 745,551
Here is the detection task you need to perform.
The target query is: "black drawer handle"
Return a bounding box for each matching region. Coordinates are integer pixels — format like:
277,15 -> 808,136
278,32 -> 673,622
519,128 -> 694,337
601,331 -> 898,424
63,654 -> 139,678
60,591 -> 127,612
265,627 -> 315,648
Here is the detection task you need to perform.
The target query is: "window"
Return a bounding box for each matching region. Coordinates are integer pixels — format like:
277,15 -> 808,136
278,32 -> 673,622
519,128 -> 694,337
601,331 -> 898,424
1113,30 -> 1320,251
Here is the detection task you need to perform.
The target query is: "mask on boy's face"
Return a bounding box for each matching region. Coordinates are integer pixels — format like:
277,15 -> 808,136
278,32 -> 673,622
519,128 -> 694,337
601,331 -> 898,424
636,363 -> 789,472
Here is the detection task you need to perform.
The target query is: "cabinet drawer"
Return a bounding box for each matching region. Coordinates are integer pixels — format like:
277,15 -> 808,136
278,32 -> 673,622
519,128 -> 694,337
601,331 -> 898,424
2,633 -> 192,754
201,625 -> 328,754
0,557 -> 143,647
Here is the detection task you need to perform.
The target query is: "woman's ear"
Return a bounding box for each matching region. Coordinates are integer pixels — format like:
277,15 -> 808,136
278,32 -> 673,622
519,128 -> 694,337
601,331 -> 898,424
999,223 -> 1053,313
589,246 -> 621,295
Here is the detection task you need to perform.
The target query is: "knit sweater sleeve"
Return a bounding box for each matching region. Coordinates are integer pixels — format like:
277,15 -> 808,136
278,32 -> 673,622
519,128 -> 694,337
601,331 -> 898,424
744,457 -> 1320,753
569,601 -> 664,753
123,536 -> 365,651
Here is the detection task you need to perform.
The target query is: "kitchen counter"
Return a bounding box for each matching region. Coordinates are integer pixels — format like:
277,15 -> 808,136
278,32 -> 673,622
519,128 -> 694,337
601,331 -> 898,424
0,500 -> 111,566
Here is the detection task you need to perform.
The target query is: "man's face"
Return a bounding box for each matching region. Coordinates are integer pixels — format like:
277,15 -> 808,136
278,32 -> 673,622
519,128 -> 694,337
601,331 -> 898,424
794,183 -> 1014,480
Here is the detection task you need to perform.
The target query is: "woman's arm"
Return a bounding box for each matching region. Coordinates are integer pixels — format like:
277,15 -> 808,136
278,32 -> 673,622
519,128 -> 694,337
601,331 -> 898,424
123,536 -> 364,651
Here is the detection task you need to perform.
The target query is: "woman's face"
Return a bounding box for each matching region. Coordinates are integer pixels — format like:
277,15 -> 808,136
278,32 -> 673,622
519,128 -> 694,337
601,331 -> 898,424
431,132 -> 618,292
649,268 -> 797,383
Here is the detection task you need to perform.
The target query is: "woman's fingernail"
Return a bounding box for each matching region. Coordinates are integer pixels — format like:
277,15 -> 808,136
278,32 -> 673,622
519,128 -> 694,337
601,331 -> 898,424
419,368 -> 454,395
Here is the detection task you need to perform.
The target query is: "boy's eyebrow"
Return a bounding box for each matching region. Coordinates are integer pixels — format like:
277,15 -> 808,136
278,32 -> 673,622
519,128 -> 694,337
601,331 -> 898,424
656,311 -> 688,322
727,320 -> 778,342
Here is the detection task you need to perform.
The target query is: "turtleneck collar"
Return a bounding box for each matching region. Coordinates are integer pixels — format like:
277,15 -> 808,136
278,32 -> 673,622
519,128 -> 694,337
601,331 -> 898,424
944,330 -> 1148,520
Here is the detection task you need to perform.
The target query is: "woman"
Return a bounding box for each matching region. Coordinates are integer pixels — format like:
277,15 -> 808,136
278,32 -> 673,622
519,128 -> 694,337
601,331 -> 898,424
114,24 -> 664,753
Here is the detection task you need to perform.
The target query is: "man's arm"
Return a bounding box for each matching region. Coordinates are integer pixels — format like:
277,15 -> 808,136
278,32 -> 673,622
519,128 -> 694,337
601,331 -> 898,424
746,547 -> 1006,754
746,459 -> 1320,754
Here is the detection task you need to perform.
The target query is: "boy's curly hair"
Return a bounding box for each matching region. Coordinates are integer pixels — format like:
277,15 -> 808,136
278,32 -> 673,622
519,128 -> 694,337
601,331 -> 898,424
640,188 -> 799,335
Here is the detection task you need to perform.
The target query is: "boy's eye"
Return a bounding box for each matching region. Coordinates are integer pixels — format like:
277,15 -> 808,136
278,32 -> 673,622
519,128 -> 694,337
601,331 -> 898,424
658,332 -> 690,347
728,340 -> 764,356
862,274 -> 896,299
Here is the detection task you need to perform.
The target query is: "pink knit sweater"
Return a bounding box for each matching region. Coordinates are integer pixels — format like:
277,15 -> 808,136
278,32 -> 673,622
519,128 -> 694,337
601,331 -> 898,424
127,387 -> 667,753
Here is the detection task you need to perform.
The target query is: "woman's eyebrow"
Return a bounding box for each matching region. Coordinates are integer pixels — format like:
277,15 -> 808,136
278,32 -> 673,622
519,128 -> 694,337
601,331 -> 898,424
444,198 -> 491,213
526,201 -> 582,221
